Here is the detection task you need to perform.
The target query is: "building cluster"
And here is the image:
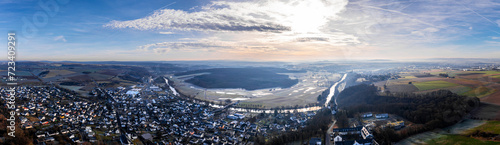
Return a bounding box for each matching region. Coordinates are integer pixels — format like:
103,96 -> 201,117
362,112 -> 405,130
2,85 -> 308,145
1,86 -> 102,144
331,126 -> 376,145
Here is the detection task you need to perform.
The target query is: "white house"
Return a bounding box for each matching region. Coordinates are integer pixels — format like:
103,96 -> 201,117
334,135 -> 342,142
362,113 -> 373,118
375,113 -> 388,119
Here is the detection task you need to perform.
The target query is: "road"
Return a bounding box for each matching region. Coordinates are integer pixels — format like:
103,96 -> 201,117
95,87 -> 125,141
325,120 -> 337,145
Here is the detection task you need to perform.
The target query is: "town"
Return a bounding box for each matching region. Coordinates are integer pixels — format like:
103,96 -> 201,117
0,83 -> 333,145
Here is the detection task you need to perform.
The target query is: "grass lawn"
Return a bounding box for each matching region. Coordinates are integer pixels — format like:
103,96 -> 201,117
464,121 -> 500,134
413,80 -> 459,91
426,134 -> 499,145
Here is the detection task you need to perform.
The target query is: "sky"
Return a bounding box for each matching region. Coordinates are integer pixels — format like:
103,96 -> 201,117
1,0 -> 500,62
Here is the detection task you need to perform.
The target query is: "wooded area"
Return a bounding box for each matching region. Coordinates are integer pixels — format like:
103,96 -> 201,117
335,84 -> 480,144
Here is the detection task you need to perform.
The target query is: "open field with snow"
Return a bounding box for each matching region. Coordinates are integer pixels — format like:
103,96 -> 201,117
170,71 -> 341,108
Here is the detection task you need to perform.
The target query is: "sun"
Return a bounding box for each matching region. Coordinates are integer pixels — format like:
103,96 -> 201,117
272,0 -> 348,34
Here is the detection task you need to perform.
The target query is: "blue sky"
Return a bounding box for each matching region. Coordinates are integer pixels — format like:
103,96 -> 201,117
1,0 -> 500,61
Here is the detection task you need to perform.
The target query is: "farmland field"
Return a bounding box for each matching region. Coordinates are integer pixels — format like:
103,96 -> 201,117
60,85 -> 84,92
413,80 -> 459,91
470,103 -> 500,120
459,71 -> 500,76
426,121 -> 500,145
44,70 -> 76,78
464,121 -> 500,134
447,86 -> 472,95
387,84 -> 419,92
0,70 -> 33,77
15,71 -> 34,76
378,69 -> 500,105
397,119 -> 486,145
88,73 -> 113,80
462,86 -> 496,98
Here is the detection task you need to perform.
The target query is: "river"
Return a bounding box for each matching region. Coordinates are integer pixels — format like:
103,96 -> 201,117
325,73 -> 348,107
164,77 -> 179,96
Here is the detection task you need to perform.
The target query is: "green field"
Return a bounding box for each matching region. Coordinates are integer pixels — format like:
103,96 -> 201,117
448,86 -> 472,95
491,75 -> 500,79
15,71 -> 34,76
459,71 -> 500,76
429,71 -> 449,75
426,121 -> 500,145
464,121 -> 500,134
413,80 -> 459,91
402,75 -> 417,79
44,70 -> 76,78
426,134 -> 499,145
462,86 -> 496,98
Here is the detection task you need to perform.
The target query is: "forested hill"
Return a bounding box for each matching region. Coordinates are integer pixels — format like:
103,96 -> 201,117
335,84 -> 480,143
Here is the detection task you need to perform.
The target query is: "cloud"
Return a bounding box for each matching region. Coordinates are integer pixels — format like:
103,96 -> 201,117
159,31 -> 174,35
138,40 -> 279,54
107,0 -> 500,60
410,27 -> 439,37
296,37 -> 329,42
54,35 -> 67,42
104,0 -> 348,33
105,8 -> 290,32
497,20 -> 500,27
485,40 -> 500,45
73,28 -> 88,33
326,0 -> 500,47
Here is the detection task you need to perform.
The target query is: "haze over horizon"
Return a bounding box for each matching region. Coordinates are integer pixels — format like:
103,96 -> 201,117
2,0 -> 500,61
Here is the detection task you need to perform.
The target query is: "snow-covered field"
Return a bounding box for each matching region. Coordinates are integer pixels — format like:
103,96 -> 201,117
170,71 -> 341,108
